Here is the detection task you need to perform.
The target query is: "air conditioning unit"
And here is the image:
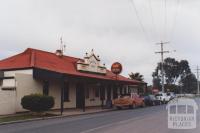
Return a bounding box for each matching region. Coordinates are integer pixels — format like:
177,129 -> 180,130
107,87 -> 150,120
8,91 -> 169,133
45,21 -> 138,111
1,78 -> 16,91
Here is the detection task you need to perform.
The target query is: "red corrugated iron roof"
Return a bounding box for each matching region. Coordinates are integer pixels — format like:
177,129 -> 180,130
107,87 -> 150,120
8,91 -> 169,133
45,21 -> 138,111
0,48 -> 142,85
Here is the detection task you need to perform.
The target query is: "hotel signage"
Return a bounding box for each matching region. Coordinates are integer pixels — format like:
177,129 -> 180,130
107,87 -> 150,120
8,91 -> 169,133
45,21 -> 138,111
111,62 -> 122,75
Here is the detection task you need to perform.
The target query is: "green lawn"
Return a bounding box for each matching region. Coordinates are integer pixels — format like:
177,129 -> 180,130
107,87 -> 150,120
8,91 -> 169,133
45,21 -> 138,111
0,113 -> 57,123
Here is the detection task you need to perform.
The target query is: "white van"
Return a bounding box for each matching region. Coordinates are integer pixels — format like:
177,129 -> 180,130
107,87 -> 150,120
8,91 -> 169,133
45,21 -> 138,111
155,92 -> 171,103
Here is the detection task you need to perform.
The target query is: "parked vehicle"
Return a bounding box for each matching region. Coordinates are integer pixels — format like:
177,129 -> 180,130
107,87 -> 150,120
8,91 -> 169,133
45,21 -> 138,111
155,92 -> 171,104
113,93 -> 145,109
168,92 -> 176,100
143,94 -> 161,106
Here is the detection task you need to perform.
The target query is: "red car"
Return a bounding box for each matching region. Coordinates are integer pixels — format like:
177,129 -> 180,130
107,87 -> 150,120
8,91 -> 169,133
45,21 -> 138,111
113,93 -> 145,109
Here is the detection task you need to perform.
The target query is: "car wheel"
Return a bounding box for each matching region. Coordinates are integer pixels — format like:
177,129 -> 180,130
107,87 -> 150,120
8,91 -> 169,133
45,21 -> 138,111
116,106 -> 122,110
129,105 -> 133,109
163,99 -> 166,104
132,103 -> 136,109
142,102 -> 146,108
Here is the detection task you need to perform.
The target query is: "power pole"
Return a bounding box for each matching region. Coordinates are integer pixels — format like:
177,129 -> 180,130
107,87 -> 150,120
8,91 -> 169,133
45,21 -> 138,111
155,41 -> 170,93
195,66 -> 200,95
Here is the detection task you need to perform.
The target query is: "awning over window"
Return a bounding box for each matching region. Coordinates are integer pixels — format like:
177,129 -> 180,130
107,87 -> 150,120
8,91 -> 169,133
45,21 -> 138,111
2,79 -> 16,88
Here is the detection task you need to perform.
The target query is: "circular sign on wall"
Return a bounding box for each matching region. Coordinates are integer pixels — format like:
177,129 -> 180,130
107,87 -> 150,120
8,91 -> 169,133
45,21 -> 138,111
111,62 -> 122,75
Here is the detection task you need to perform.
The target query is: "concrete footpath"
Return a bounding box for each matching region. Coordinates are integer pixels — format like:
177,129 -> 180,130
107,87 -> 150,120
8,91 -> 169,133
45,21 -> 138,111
49,107 -> 113,116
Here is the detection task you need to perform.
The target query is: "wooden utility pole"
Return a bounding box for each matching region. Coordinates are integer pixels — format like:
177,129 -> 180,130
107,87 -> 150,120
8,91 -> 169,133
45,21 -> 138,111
155,41 -> 169,92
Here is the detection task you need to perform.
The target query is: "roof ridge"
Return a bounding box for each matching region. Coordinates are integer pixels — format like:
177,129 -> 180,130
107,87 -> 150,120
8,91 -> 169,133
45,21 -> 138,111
26,48 -> 81,60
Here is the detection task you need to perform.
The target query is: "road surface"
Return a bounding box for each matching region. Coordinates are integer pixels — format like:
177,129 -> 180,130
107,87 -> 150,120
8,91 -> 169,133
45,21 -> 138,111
0,98 -> 199,133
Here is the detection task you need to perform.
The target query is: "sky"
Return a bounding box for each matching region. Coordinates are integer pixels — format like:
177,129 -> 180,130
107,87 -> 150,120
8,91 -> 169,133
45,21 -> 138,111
0,0 -> 200,84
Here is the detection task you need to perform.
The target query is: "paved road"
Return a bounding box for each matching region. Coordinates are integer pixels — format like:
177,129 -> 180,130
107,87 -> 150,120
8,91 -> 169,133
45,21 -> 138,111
0,98 -> 200,133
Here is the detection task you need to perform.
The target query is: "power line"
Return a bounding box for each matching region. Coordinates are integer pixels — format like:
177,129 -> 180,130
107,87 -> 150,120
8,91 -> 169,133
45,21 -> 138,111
148,0 -> 158,41
158,0 -> 164,40
164,0 -> 167,40
129,0 -> 149,42
155,41 -> 170,92
170,0 -> 181,42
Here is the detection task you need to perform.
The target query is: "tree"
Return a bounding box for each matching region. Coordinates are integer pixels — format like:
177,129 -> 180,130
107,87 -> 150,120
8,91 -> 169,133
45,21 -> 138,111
152,77 -> 162,91
129,72 -> 144,81
152,57 -> 192,93
154,58 -> 191,84
179,73 -> 197,93
129,72 -> 146,94
163,58 -> 180,84
152,70 -> 162,91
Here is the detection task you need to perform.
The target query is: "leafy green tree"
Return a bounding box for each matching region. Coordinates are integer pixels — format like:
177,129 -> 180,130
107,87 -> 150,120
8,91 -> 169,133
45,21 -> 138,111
153,57 -> 193,93
163,58 -> 180,84
152,69 -> 162,91
152,77 -> 162,91
179,73 -> 197,93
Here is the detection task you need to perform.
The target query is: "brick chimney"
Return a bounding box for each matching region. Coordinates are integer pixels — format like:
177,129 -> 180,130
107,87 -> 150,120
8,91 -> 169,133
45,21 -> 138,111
55,49 -> 63,57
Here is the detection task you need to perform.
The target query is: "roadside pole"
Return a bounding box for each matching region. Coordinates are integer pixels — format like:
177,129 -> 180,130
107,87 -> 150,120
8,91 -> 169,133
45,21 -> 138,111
155,41 -> 169,92
195,66 -> 200,95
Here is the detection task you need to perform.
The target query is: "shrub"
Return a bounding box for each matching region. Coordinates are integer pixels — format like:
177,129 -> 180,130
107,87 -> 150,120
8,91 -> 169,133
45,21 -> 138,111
21,94 -> 55,113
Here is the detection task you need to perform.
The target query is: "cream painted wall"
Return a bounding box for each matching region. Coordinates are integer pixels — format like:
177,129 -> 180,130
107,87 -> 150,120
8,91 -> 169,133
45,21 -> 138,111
64,83 -> 76,108
14,73 -> 79,111
85,85 -> 116,107
15,73 -> 42,112
0,88 -> 16,115
4,69 -> 33,77
0,68 -> 120,115
85,87 -> 101,107
48,81 -> 77,109
0,69 -> 36,115
2,79 -> 16,87
48,81 -> 61,109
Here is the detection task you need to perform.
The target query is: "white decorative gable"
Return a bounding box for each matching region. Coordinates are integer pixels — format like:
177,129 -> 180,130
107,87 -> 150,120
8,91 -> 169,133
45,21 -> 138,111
77,50 -> 107,74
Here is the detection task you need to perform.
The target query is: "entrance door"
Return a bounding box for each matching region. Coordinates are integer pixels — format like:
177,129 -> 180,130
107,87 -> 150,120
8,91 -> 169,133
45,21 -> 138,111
76,83 -> 85,109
